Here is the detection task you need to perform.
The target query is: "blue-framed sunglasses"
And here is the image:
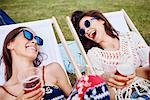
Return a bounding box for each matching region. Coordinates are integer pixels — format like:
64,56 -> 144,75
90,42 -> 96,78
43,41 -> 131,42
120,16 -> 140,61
19,29 -> 43,46
79,17 -> 97,36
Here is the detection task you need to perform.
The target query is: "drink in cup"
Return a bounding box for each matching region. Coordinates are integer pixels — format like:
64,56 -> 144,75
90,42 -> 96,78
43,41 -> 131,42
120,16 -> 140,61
18,68 -> 41,94
115,64 -> 135,82
23,75 -> 41,94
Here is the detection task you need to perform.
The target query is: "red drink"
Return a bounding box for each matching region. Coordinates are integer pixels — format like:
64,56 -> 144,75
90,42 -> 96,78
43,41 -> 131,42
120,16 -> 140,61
23,76 -> 41,94
18,68 -> 41,93
115,70 -> 127,82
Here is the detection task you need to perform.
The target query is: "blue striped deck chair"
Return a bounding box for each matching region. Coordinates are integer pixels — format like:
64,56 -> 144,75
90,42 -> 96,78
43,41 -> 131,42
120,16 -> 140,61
0,9 -> 15,26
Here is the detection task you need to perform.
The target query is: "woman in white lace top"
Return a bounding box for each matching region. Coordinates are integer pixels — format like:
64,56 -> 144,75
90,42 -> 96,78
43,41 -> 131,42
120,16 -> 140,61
71,10 -> 150,99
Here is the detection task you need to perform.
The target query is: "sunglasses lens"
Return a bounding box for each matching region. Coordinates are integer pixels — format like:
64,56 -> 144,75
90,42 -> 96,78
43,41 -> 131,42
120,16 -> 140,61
24,30 -> 33,40
79,29 -> 85,36
24,30 -> 43,46
84,20 -> 90,28
34,36 -> 43,46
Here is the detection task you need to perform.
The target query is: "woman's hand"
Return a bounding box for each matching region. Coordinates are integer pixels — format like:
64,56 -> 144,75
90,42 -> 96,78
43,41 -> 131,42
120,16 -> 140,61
106,73 -> 129,89
126,72 -> 136,85
16,88 -> 44,100
107,72 -> 136,89
135,67 -> 150,80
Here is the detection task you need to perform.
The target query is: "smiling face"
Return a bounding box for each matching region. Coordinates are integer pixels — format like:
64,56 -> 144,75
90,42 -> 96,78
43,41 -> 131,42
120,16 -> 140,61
79,16 -> 106,44
7,28 -> 40,60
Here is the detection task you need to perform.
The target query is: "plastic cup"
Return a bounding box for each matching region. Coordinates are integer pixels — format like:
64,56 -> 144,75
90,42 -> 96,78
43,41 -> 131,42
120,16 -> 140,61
23,75 -> 41,94
18,68 -> 41,94
115,64 -> 134,82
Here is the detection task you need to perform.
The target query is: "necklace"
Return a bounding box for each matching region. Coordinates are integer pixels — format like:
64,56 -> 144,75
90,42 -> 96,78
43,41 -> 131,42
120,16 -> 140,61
1,86 -> 17,97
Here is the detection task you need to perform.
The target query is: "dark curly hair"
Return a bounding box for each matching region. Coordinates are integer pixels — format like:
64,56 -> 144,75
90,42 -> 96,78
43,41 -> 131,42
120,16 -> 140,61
71,10 -> 119,53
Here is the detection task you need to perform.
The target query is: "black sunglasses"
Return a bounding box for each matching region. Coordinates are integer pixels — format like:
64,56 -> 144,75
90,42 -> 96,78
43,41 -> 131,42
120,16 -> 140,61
79,17 -> 97,36
19,29 -> 43,46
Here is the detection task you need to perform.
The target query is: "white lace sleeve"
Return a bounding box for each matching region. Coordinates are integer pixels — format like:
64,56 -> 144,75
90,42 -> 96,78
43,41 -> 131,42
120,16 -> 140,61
130,31 -> 149,67
87,48 -> 104,75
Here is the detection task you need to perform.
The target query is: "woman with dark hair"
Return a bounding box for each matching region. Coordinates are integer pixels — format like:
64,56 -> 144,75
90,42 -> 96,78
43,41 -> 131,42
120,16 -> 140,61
0,27 -> 72,100
71,10 -> 150,99
0,26 -> 111,100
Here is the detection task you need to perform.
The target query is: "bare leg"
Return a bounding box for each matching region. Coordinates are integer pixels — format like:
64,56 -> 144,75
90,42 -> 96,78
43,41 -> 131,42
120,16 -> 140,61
108,86 -> 116,100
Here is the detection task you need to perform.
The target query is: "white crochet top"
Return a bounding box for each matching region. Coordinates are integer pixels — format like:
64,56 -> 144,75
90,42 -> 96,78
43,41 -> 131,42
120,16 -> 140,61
87,31 -> 150,99
87,31 -> 149,75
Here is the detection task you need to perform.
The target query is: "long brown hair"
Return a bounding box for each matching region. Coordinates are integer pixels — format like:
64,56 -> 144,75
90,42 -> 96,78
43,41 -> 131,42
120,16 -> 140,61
0,27 -> 43,81
71,10 -> 119,52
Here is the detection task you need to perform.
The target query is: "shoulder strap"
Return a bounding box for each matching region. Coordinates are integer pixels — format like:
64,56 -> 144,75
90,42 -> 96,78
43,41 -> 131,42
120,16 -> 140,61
42,66 -> 45,85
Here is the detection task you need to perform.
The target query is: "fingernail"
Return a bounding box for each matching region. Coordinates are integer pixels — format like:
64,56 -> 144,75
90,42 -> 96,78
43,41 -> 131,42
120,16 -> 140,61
125,78 -> 129,80
40,87 -> 44,91
41,88 -> 45,93
126,82 -> 129,85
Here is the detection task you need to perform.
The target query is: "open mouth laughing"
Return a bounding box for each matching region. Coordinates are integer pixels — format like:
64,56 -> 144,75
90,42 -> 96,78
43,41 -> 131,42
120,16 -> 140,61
88,30 -> 97,39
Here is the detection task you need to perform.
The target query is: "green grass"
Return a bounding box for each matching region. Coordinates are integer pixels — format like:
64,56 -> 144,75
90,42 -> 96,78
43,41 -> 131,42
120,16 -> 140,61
1,0 -> 150,85
0,0 -> 150,45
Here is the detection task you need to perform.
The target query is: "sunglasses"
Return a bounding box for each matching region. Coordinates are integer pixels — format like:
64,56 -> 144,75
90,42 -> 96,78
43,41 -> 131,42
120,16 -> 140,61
19,29 -> 43,46
79,17 -> 97,36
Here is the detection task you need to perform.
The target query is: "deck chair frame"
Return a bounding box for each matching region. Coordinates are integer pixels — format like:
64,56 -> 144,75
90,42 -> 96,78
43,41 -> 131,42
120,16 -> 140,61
51,17 -> 82,78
